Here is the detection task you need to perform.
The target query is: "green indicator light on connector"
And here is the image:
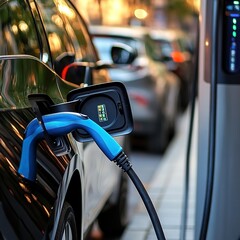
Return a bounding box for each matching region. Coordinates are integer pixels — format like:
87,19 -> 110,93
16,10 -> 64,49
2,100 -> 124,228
233,25 -> 237,30
234,1 -> 239,5
233,31 -> 237,37
97,104 -> 108,122
233,18 -> 237,24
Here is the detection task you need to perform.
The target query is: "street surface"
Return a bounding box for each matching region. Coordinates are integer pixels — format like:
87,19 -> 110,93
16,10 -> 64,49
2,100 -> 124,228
88,149 -> 163,240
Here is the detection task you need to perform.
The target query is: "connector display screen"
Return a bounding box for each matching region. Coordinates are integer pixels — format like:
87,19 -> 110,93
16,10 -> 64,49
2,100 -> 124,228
97,104 -> 108,122
224,0 -> 240,73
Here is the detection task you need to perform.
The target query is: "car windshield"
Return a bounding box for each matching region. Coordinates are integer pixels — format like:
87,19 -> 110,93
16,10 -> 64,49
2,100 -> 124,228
92,36 -> 137,61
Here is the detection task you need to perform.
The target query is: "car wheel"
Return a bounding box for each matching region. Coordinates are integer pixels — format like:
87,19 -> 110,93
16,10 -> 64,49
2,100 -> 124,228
97,172 -> 128,237
55,202 -> 78,240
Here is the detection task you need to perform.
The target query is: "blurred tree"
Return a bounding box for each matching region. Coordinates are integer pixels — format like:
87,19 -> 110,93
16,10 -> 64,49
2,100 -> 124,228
166,0 -> 196,19
163,0 -> 198,31
139,0 -> 151,5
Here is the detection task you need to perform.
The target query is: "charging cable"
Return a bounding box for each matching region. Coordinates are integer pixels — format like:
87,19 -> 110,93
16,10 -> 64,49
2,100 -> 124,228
180,13 -> 199,240
198,1 -> 218,239
18,112 -> 166,240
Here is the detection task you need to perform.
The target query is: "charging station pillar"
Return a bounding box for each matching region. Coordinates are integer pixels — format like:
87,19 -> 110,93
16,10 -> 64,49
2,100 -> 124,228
196,0 -> 240,239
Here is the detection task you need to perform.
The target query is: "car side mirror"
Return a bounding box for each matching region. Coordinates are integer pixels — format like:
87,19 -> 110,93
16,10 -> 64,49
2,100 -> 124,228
111,43 -> 137,64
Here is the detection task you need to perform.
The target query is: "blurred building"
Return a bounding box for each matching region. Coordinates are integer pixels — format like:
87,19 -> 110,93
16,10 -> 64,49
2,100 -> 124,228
73,0 -> 133,25
73,0 -> 200,31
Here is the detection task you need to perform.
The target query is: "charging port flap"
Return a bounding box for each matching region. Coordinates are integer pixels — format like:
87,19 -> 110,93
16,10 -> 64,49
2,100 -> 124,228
67,82 -> 133,142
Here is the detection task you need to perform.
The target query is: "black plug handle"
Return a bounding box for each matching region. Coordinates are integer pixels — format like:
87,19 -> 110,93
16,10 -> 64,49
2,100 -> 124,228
28,94 -> 56,148
27,94 -> 80,156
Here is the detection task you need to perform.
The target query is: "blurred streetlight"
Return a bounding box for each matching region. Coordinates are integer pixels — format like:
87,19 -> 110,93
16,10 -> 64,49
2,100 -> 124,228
101,0 -> 130,25
187,0 -> 200,12
134,8 -> 148,19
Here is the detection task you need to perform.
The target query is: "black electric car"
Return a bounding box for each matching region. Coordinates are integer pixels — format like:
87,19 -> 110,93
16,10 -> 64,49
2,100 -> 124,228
0,0 -> 134,239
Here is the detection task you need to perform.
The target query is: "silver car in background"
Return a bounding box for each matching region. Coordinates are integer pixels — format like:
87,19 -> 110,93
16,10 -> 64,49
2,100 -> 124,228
150,29 -> 194,111
90,26 -> 180,153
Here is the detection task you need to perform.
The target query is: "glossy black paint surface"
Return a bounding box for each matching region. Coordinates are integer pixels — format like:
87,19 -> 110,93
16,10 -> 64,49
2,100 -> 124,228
0,109 -> 73,239
0,0 -> 124,239
0,57 -> 80,239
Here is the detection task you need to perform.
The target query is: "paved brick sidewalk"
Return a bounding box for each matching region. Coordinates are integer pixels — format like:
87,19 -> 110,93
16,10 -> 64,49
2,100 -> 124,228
121,106 -> 198,240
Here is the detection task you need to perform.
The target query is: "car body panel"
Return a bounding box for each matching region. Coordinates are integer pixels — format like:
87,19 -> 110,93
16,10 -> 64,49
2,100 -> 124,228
0,1 -> 125,239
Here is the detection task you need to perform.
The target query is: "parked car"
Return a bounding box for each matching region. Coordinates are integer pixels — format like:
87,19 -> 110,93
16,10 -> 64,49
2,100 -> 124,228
90,25 -> 180,153
0,1 -> 133,239
149,29 -> 194,110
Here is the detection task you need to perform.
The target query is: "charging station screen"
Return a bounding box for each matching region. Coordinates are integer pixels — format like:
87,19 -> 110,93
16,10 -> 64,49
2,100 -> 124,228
224,0 -> 240,73
97,104 -> 108,122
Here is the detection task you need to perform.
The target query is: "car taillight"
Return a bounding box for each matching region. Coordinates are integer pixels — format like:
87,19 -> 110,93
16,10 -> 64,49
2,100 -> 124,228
129,93 -> 149,106
171,51 -> 185,63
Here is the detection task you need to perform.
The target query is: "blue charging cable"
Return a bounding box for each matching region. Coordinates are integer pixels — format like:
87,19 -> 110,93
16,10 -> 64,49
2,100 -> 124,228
18,112 -> 166,240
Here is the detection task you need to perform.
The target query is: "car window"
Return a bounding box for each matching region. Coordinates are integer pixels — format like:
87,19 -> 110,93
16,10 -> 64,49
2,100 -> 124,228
36,0 -> 97,63
0,0 -> 40,56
